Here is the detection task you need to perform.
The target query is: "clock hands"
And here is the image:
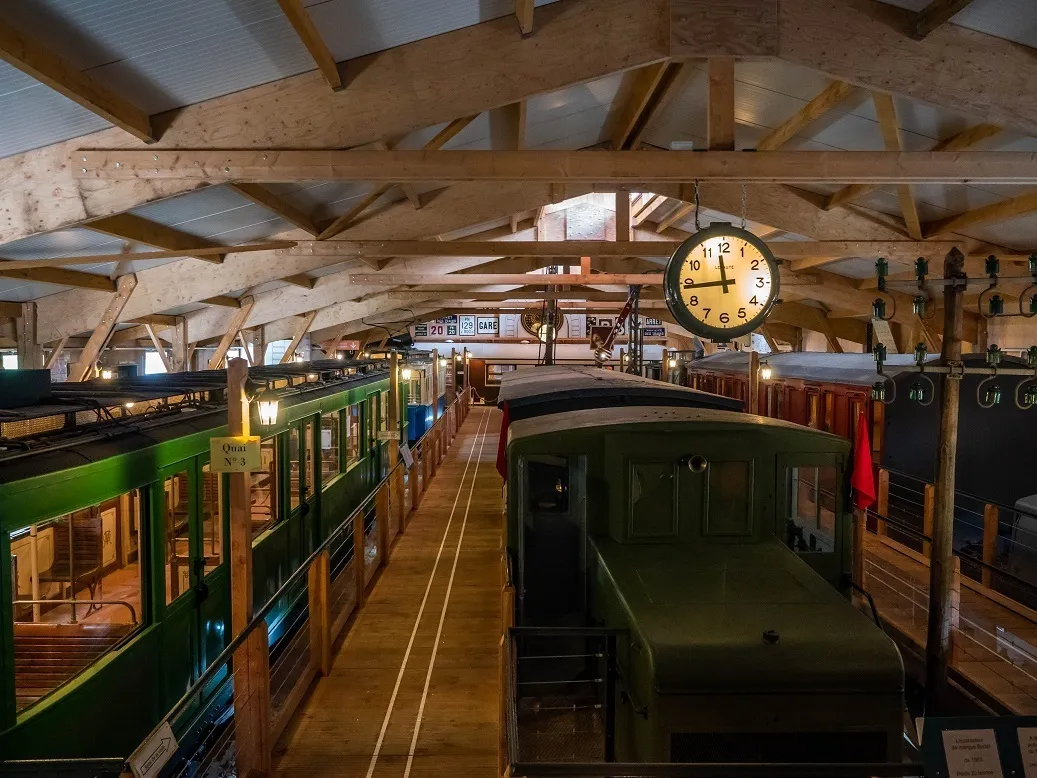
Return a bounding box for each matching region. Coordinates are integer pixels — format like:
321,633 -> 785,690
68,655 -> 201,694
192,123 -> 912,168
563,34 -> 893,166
683,279 -> 736,290
715,253 -> 736,294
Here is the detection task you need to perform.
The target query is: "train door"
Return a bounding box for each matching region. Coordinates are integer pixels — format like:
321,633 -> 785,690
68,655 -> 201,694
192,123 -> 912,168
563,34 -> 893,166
516,454 -> 588,625
158,459 -> 229,701
366,392 -> 380,482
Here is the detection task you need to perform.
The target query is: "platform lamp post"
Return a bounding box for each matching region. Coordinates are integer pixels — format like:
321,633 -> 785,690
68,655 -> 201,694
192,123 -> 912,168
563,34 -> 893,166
926,247 -> 967,714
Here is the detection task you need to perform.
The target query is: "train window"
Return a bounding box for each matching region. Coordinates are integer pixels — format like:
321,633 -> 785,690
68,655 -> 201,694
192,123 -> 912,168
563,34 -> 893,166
306,421 -> 317,498
705,460 -> 753,536
200,464 -> 224,574
289,426 -> 302,511
784,466 -> 838,553
321,411 -> 341,484
345,405 -> 361,466
527,456 -> 570,514
251,437 -> 279,537
629,462 -> 678,538
807,393 -> 820,429
165,470 -> 192,604
9,492 -> 144,712
380,391 -> 388,431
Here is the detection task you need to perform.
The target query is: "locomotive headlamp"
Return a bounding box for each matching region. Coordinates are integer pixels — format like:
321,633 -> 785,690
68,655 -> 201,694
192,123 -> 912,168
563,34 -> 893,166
989,295 -> 1005,316
256,389 -> 280,428
595,348 -> 610,363
987,345 -> 1003,367
336,353 -> 344,360
985,383 -> 1003,406
401,367 -> 412,380
306,373 -> 317,380
871,382 -> 886,402
760,364 -> 773,381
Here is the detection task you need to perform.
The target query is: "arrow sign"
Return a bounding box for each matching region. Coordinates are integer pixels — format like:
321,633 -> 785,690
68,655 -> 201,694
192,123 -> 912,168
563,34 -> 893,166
129,721 -> 178,778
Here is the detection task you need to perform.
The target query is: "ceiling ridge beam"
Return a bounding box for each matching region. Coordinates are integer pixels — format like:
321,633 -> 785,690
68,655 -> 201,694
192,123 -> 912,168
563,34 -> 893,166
0,19 -> 154,143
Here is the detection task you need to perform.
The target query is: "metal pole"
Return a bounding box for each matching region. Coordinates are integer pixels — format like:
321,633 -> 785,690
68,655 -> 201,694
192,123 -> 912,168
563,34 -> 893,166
227,358 -> 253,636
430,348 -> 439,423
925,247 -> 966,713
543,300 -> 558,366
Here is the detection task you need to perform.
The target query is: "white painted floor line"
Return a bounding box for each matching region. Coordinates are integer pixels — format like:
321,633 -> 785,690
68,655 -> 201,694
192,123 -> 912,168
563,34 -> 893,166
403,408 -> 491,778
364,409 -> 489,778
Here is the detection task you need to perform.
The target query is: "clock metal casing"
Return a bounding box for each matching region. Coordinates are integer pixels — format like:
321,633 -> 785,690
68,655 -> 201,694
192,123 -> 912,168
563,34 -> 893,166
663,223 -> 780,341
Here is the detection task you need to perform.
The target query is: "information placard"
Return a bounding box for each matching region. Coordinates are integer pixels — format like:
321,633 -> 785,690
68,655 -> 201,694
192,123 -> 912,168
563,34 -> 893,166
399,443 -> 414,468
942,729 -> 1003,778
209,436 -> 262,472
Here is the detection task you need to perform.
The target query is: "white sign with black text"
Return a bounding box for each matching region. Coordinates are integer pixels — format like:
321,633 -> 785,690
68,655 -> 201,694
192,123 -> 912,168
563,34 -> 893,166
476,316 -> 499,335
459,316 -> 476,336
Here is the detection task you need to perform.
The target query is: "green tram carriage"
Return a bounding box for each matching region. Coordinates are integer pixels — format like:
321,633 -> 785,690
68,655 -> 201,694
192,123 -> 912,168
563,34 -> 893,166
500,368 -> 905,766
0,360 -> 400,760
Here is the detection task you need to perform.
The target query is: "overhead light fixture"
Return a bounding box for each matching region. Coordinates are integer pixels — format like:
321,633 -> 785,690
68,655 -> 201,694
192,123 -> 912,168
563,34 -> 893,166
667,358 -> 677,368
256,389 -> 280,428
760,364 -> 773,381
455,354 -> 462,362
401,367 -> 413,380
294,354 -> 305,364
438,357 -> 448,367
100,368 -> 113,380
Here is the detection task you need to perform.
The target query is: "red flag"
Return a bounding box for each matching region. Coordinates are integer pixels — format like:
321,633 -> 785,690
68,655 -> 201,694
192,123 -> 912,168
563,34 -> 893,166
851,410 -> 876,511
496,402 -> 510,481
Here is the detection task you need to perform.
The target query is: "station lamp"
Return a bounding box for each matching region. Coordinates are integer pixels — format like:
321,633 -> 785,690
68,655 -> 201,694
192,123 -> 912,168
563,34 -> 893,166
455,354 -> 462,362
401,367 -> 413,380
336,353 -> 344,360
306,373 -> 318,380
1025,384 -> 1037,407
760,363 -> 773,381
988,294 -> 1005,316
985,383 -> 1003,406
100,367 -> 113,380
256,388 -> 280,428
594,348 -> 610,363
908,382 -> 926,403
871,382 -> 886,402
667,357 -> 677,368
439,357 -> 448,367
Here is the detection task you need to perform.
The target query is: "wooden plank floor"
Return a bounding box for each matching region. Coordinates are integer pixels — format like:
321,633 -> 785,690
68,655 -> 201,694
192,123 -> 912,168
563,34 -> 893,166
275,406 -> 503,777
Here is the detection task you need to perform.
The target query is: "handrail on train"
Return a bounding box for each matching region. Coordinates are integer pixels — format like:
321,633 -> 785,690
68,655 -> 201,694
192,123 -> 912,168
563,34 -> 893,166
12,599 -> 138,624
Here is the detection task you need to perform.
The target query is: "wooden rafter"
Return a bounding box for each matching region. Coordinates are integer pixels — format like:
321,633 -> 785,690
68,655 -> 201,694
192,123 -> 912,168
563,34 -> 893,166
0,19 -> 154,143
914,0 -> 976,39
279,311 -> 318,363
275,0 -> 342,89
924,190 -> 1037,238
68,274 -> 139,382
86,214 -> 229,264
756,80 -> 855,151
144,324 -> 173,372
45,336 -> 69,370
823,122 -> 1001,210
207,297 -> 256,369
0,240 -> 293,272
655,203 -> 694,234
317,115 -> 479,240
516,0 -> 535,34
872,92 -> 923,240
77,149 -> 1037,184
0,266 -> 115,292
172,318 -> 189,372
236,332 -> 255,367
490,101 -> 527,152
605,61 -> 684,151
348,272 -> 662,286
202,296 -> 242,308
228,184 -> 320,236
281,274 -> 315,290
133,314 -> 178,328
707,58 -> 736,151
631,196 -> 667,227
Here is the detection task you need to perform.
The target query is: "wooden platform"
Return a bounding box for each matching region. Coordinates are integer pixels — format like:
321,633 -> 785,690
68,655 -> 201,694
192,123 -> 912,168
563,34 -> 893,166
274,406 -> 503,777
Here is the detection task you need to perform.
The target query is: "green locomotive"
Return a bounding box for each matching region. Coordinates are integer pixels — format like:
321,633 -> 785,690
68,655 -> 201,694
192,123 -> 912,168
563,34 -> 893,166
503,375 -> 905,764
0,361 -> 399,760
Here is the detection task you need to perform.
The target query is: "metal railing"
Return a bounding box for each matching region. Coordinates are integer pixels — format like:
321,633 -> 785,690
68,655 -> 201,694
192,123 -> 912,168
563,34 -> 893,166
13,598 -> 138,624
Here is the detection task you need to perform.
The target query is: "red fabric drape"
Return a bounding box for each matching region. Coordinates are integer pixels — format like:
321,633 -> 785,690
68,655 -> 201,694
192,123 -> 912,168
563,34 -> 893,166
496,402 -> 510,480
851,410 -> 876,510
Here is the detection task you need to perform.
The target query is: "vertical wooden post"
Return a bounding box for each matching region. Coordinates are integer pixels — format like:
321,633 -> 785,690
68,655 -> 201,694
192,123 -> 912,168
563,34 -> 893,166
227,358 -> 253,636
926,247 -> 966,714
353,508 -> 366,608
877,469 -> 889,536
17,302 -> 43,370
982,504 -> 999,587
422,435 -> 432,492
308,551 -> 331,676
616,192 -> 631,241
431,348 -> 440,424
410,461 -> 421,511
376,482 -> 390,566
748,350 -> 760,415
388,353 -> 400,468
923,483 -> 935,558
235,622 -> 272,778
172,317 -> 189,372
463,348 -> 470,389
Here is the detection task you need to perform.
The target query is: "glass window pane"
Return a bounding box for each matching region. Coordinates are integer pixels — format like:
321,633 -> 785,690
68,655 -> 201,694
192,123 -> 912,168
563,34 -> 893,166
380,391 -> 388,431
321,412 -> 341,483
345,405 -> 361,466
11,492 -> 143,711
165,470 -> 191,604
629,462 -> 676,537
251,437 -> 278,537
200,464 -> 224,575
306,421 -> 317,496
785,466 -> 837,553
289,427 -> 302,511
706,461 -> 753,536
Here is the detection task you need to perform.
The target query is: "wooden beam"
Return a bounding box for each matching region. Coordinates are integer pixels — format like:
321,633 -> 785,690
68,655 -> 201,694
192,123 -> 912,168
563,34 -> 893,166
279,311 -> 318,363
0,19 -> 154,143
914,0 -> 976,39
655,203 -> 694,234
872,92 -> 923,240
16,302 -> 42,370
824,122 -> 1002,210
276,0 -> 342,89
280,273 -> 315,290
207,297 -> 256,369
605,61 -> 684,151
759,325 -> 780,352
616,192 -> 631,241
924,190 -> 1037,238
86,214 -> 229,264
172,318 -> 189,372
348,272 -> 662,286
202,296 -> 242,308
0,301 -> 20,319
632,195 -> 668,227
669,1 -> 777,56
44,336 -> 69,370
491,101 -> 527,151
68,274 -> 139,381
516,0 -> 535,34
0,241 -> 291,272
316,114 -> 480,240
132,314 -> 178,328
143,324 -> 173,372
707,58 -> 736,151
0,266 -> 116,292
78,149 -> 1037,185
236,332 -> 255,367
228,184 -> 320,236
756,80 -> 855,151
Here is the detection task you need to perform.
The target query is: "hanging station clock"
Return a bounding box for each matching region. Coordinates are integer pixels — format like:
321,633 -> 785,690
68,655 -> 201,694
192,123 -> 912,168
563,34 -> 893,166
663,222 -> 780,341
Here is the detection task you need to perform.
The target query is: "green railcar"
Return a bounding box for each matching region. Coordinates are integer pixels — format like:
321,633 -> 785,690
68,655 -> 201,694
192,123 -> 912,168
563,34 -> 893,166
0,363 -> 400,760
505,405 -> 904,764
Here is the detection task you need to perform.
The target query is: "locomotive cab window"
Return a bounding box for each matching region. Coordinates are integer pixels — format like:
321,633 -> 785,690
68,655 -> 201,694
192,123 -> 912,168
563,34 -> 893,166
9,490 -> 144,712
784,465 -> 838,554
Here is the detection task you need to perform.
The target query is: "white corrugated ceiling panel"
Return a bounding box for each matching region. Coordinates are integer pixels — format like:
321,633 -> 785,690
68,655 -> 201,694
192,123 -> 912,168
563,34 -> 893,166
876,0 -> 1037,49
129,185 -> 292,243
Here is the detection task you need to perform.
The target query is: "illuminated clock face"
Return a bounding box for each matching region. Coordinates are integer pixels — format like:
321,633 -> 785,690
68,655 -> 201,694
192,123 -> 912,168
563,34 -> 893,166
664,224 -> 780,341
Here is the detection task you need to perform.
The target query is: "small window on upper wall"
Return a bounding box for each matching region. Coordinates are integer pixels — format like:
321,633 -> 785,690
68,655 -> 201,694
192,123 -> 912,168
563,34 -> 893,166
321,411 -> 341,484
345,405 -> 362,466
200,464 -> 224,575
784,466 -> 838,554
251,437 -> 279,537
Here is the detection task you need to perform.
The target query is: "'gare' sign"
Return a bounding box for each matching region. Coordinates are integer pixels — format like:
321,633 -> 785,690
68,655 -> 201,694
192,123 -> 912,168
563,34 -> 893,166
209,436 -> 262,472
